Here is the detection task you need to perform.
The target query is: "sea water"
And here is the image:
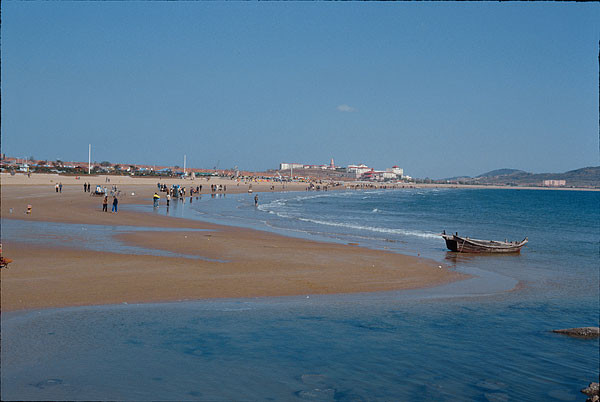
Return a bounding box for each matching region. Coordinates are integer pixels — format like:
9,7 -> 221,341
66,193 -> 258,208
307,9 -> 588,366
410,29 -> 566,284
2,188 -> 598,400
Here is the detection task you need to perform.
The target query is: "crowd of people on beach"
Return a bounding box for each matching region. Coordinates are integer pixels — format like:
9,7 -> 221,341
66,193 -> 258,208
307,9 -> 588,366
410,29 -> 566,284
51,176 -> 412,217
51,180 -> 121,213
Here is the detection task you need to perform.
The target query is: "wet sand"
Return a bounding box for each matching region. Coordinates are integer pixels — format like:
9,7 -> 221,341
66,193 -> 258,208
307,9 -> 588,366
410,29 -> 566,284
1,176 -> 467,311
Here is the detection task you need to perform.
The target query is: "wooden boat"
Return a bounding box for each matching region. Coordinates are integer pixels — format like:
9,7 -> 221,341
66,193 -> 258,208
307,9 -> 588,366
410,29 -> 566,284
441,231 -> 527,253
0,243 -> 12,269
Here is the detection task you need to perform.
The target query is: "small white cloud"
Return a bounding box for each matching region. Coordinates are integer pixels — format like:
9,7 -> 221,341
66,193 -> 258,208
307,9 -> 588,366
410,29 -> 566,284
337,104 -> 356,112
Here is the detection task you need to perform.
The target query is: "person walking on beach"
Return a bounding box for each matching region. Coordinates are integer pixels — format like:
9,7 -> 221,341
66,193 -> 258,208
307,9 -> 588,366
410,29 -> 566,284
102,195 -> 108,212
254,194 -> 258,207
112,196 -> 119,213
166,193 -> 170,207
59,183 -> 63,193
55,184 -> 59,193
83,183 -> 87,192
153,192 -> 160,208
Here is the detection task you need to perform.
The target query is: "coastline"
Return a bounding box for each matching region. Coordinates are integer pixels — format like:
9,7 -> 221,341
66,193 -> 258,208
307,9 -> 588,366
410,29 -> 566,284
1,172 -> 598,191
1,178 -> 467,312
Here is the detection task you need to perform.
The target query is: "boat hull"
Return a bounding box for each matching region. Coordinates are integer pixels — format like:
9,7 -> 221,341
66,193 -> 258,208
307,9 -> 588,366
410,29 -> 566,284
442,234 -> 527,253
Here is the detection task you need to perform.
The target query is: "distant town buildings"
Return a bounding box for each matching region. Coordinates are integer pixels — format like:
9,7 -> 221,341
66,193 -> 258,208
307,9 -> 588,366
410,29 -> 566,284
1,154 -> 410,182
345,164 -> 405,181
279,160 -> 406,182
543,179 -> 566,187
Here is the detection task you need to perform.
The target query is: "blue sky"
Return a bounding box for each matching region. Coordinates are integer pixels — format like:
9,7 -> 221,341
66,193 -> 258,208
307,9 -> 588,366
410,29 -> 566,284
2,2 -> 598,178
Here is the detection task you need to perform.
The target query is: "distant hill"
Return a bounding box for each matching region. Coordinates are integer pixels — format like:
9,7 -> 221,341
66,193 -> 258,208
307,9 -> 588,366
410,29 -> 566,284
476,168 -> 526,178
441,175 -> 472,181
439,167 -> 600,188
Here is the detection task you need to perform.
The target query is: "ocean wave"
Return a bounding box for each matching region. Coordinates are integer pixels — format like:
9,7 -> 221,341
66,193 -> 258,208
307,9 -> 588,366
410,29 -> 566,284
258,193 -> 341,214
292,193 -> 335,201
257,199 -> 286,212
295,217 -> 439,239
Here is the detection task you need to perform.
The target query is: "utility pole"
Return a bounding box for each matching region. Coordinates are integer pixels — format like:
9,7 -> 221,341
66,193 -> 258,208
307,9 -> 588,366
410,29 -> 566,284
184,155 -> 187,176
88,144 -> 91,174
291,164 -> 293,182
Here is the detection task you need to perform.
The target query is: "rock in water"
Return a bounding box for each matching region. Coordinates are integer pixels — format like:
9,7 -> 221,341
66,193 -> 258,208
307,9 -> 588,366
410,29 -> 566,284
552,327 -> 599,338
581,382 -> 599,402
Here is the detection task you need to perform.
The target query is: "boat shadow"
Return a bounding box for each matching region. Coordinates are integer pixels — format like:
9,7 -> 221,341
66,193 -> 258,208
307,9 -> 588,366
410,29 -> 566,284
443,251 -> 523,266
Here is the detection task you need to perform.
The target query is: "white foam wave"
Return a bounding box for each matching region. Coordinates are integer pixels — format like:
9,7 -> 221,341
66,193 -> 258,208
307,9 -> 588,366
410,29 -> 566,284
295,217 -> 439,239
257,199 -> 286,212
290,193 -> 340,203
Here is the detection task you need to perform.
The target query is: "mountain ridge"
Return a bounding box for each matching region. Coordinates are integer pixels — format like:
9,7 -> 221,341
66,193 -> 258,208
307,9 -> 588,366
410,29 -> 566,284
438,166 -> 600,187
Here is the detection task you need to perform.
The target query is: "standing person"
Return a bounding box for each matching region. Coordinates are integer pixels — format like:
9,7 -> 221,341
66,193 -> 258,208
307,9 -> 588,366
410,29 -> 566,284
166,193 -> 171,207
153,192 -> 160,208
55,183 -> 59,193
112,195 -> 119,213
83,183 -> 87,192
102,195 -> 108,212
59,183 -> 63,193
254,194 -> 258,207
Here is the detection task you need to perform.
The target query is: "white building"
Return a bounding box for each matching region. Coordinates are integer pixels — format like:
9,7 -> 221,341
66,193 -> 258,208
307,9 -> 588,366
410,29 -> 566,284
543,179 -> 566,187
280,163 -> 304,170
386,165 -> 404,177
347,164 -> 371,178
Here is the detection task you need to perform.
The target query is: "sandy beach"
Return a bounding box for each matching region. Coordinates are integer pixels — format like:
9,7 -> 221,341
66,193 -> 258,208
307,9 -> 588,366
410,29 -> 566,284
1,174 -> 466,311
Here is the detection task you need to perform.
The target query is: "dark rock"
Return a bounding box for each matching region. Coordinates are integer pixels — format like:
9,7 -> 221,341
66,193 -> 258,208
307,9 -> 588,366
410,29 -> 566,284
581,382 -> 599,397
552,327 -> 599,338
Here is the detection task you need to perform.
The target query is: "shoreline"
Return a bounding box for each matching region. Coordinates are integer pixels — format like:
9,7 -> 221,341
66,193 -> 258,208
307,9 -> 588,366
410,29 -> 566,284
1,181 -> 468,312
2,172 -> 598,192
